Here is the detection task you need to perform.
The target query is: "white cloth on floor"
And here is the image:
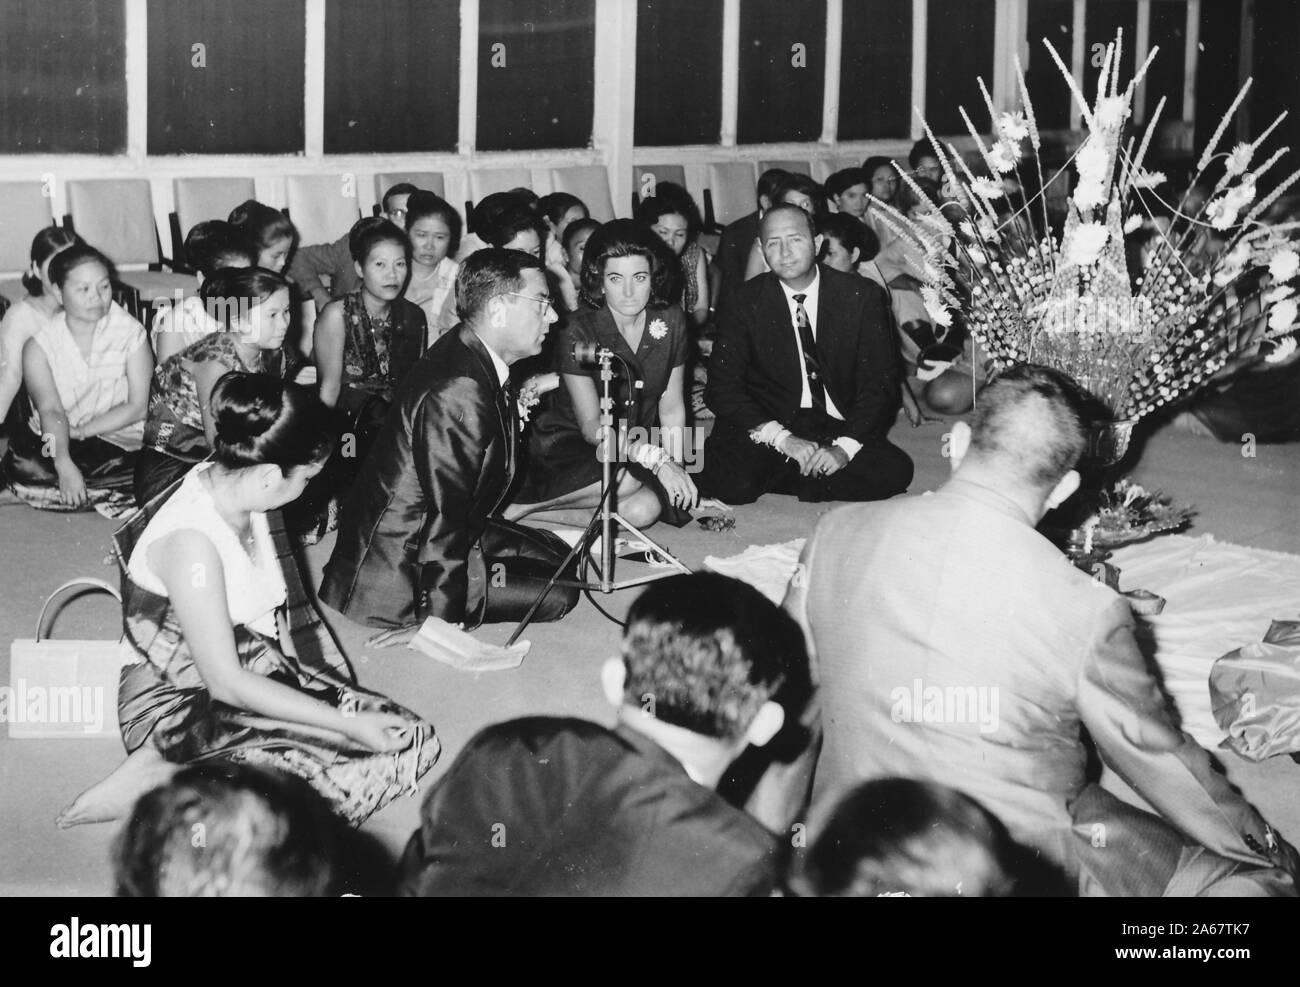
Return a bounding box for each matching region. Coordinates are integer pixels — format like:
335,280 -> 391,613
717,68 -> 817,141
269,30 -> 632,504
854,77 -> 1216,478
1112,533 -> 1300,750
704,539 -> 806,605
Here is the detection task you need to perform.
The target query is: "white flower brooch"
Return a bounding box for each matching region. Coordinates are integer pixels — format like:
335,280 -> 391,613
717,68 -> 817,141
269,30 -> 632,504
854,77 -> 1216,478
647,318 -> 669,340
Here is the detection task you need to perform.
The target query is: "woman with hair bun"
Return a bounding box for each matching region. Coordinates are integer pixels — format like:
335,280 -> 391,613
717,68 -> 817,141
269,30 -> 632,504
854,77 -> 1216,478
57,372 -> 438,829
134,266 -> 298,506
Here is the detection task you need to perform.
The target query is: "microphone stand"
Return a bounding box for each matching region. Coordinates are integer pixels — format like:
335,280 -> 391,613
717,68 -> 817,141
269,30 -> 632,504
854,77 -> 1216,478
506,347 -> 689,646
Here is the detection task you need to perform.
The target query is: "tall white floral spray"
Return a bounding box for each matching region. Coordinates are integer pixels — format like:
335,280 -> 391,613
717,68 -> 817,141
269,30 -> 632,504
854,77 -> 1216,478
866,32 -> 1300,419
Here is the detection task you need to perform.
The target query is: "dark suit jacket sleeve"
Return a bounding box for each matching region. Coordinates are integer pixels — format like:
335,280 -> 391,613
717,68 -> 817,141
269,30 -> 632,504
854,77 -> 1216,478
705,288 -> 773,432
841,278 -> 902,442
1078,597 -> 1299,881
411,378 -> 492,624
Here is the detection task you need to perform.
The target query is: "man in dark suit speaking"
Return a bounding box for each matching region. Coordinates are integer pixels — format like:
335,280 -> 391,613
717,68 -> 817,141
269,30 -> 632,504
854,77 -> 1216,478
698,204 -> 912,504
321,249 -> 578,631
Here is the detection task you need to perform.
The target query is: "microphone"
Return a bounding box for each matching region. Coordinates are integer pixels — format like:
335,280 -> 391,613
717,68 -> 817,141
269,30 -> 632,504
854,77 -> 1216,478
571,341 -> 616,365
571,341 -> 644,389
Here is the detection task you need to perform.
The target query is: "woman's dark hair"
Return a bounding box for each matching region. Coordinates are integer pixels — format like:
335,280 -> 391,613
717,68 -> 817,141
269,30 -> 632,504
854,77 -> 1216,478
579,219 -> 680,311
817,213 -> 880,264
22,226 -> 80,296
48,243 -> 116,289
112,763 -> 343,897
480,202 -> 545,251
469,189 -> 534,236
538,191 -> 589,229
562,217 -> 601,254
227,199 -> 298,255
635,181 -> 703,241
862,156 -> 897,182
774,173 -> 829,223
347,216 -> 410,265
185,220 -> 256,279
210,371 -> 336,473
199,266 -> 291,333
405,190 -> 463,258
825,167 -> 869,200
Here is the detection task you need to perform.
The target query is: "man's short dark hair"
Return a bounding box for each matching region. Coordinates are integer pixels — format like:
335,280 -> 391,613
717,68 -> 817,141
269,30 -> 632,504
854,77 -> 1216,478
909,137 -> 942,170
757,168 -> 790,208
790,778 -> 1018,897
760,202 -> 817,241
773,173 -> 829,221
455,247 -> 545,323
969,364 -> 1089,488
112,763 -> 343,897
382,182 -> 420,212
620,573 -> 799,742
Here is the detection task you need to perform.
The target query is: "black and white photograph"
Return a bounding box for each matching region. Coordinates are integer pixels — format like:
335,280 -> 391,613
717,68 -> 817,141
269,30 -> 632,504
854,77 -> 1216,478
1,0 -> 1299,933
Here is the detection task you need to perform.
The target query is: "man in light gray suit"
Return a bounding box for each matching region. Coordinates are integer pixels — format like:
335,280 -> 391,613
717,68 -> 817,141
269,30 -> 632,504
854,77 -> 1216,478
787,364 -> 1298,895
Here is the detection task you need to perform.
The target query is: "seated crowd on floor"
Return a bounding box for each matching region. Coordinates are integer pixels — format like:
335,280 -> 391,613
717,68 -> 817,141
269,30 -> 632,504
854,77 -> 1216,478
4,145 -> 1300,897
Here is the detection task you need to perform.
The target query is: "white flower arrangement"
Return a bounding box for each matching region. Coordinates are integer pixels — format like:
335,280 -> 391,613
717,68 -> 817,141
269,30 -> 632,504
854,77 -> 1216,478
864,31 -> 1300,421
969,177 -> 1004,201
1132,169 -> 1166,189
996,111 -> 1030,143
1269,248 -> 1300,282
647,318 -> 669,340
920,286 -> 953,327
1268,299 -> 1298,332
1225,142 -> 1254,177
987,141 -> 1019,174
1265,336 -> 1298,364
1065,222 -> 1110,267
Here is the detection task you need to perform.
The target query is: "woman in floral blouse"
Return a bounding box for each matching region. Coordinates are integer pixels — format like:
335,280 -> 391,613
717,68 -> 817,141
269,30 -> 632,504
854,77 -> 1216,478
506,220 -> 697,529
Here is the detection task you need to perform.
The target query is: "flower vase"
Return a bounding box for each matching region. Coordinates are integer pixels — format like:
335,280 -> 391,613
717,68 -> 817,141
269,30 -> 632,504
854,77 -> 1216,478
1079,417 -> 1138,471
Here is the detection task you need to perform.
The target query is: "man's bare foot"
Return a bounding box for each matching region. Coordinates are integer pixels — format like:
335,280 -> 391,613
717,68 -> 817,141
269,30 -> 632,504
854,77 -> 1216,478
56,745 -> 178,829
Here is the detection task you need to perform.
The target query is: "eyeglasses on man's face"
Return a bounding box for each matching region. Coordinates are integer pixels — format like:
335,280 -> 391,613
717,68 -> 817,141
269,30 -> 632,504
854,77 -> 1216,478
503,291 -> 555,313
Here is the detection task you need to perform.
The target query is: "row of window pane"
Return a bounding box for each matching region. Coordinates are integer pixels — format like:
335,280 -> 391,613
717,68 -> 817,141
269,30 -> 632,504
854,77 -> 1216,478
0,0 -> 1214,155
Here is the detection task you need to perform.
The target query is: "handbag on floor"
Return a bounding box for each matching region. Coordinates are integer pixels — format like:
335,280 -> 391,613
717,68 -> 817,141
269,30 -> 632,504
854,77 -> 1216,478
1211,620 -> 1300,761
7,578 -> 126,739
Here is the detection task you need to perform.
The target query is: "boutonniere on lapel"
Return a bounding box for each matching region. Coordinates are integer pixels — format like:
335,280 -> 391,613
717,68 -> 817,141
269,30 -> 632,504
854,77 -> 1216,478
647,318 -> 669,341
516,371 -> 560,426
517,389 -> 540,426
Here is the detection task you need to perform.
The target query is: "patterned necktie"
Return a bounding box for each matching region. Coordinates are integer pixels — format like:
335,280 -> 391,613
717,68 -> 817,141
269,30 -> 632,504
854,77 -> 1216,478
793,293 -> 826,413
498,380 -> 516,475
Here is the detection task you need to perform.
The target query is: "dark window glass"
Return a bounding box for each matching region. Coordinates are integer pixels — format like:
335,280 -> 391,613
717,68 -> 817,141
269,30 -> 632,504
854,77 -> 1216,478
839,0 -> 912,140
1083,0 -> 1138,101
1023,0 -> 1075,131
147,0 -> 305,154
736,0 -> 826,144
924,0 -> 995,135
324,0 -> 460,153
634,0 -> 723,146
1251,1 -> 1300,178
476,0 -> 595,151
0,0 -> 126,154
1193,0 -> 1241,156
1143,1 -> 1186,124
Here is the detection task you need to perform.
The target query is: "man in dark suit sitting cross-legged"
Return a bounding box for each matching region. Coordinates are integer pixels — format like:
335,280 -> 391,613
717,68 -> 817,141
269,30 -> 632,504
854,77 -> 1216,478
698,204 -> 913,504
